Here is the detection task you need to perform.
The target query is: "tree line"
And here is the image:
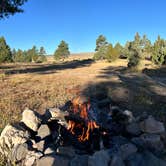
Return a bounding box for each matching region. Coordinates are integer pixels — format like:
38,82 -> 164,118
94,33 -> 166,67
0,37 -> 47,63
1,33 -> 166,66
0,37 -> 71,63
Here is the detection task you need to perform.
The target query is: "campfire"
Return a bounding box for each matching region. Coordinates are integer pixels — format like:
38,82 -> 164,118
67,96 -> 99,142
1,94 -> 166,166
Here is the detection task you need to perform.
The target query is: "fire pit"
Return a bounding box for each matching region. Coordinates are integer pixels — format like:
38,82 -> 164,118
1,95 -> 166,166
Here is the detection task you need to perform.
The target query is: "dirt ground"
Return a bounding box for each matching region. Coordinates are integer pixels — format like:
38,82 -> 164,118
0,57 -> 166,129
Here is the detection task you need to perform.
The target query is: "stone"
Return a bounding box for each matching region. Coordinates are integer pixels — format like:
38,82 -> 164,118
24,151 -> 43,166
110,155 -> 125,166
111,136 -> 129,147
139,116 -> 165,134
140,133 -> 164,152
36,155 -> 69,166
56,146 -> 76,158
70,155 -> 89,166
44,147 -> 55,155
44,108 -> 68,127
125,152 -> 146,166
126,122 -> 141,136
0,124 -> 30,154
125,151 -> 166,166
21,108 -> 41,132
25,156 -> 36,166
36,140 -> 45,152
37,124 -> 51,140
123,110 -> 135,123
142,151 -> 166,166
11,143 -> 29,162
132,134 -> 164,153
88,150 -> 110,166
160,132 -> 166,147
120,143 -> 137,160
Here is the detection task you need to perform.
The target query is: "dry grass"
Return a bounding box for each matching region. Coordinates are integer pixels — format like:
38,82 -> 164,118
0,57 -> 165,130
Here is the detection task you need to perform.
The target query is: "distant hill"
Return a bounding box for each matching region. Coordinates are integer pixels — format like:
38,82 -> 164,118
47,52 -> 94,62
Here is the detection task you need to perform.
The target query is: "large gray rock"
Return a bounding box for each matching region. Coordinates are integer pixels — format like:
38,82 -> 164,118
140,116 -> 165,134
132,134 -> 164,153
0,124 -> 30,154
125,152 -> 147,166
36,155 -> 69,166
120,143 -> 137,160
126,122 -> 141,136
125,151 -> 166,166
44,108 -> 68,127
24,151 -> 43,166
11,143 -> 29,162
70,155 -> 89,166
37,124 -> 51,140
21,108 -> 41,132
110,155 -> 125,166
140,133 -> 164,152
88,150 -> 110,166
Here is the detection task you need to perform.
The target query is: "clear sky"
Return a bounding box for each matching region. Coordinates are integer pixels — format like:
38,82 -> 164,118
0,0 -> 166,54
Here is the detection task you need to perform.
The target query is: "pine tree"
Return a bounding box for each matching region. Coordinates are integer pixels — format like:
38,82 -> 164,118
0,0 -> 28,19
114,42 -> 123,57
152,36 -> 166,65
0,37 -> 12,63
54,41 -> 70,60
93,45 -> 108,60
95,35 -> 108,51
127,42 -> 140,68
105,44 -> 119,62
37,46 -> 47,62
14,49 -> 25,62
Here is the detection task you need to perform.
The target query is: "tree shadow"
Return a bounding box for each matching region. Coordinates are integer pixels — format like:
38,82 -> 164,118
97,66 -> 127,78
142,66 -> 166,84
3,59 -> 94,75
81,65 -> 166,124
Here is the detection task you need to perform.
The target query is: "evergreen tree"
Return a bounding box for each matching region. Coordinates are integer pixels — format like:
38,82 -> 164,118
127,42 -> 140,68
31,46 -> 39,62
95,35 -> 108,51
54,41 -> 70,60
14,49 -> 25,62
37,46 -> 47,62
152,36 -> 166,65
93,45 -> 108,60
0,0 -> 28,19
105,44 -> 119,62
0,36 -> 12,63
39,46 -> 46,56
114,42 -> 123,56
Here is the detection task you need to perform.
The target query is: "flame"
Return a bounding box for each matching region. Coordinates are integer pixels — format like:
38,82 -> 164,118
68,96 -> 99,142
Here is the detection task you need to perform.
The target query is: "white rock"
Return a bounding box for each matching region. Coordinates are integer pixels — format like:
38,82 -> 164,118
21,108 -> 41,132
0,124 -> 29,153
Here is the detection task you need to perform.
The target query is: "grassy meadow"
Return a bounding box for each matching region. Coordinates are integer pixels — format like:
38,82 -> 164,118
0,54 -> 166,130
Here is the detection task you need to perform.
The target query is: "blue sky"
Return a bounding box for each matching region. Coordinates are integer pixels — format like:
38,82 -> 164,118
0,0 -> 166,54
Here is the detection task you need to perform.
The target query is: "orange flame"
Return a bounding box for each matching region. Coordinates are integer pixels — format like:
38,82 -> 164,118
68,96 -> 99,142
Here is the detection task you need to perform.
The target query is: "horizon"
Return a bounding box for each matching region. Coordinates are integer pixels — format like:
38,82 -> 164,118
0,0 -> 166,54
